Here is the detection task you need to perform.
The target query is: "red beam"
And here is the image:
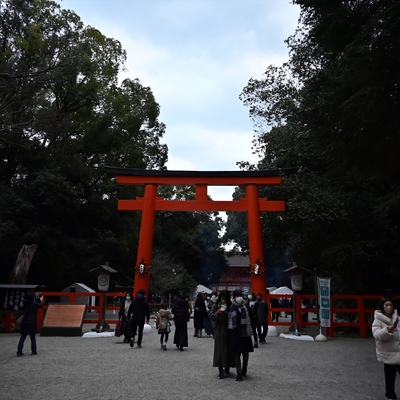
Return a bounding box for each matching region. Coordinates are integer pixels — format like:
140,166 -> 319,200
118,198 -> 285,212
116,175 -> 282,186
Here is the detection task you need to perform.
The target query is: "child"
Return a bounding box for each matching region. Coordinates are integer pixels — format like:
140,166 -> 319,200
156,304 -> 173,350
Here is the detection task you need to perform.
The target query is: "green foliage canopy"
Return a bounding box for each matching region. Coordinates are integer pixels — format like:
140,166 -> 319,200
227,0 -> 400,293
0,0 -> 227,292
0,0 -> 168,289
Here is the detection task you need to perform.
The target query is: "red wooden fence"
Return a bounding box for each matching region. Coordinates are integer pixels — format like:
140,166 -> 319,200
0,292 -> 384,338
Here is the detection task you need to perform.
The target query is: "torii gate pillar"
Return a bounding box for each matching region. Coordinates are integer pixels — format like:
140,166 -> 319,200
134,183 -> 157,292
246,184 -> 265,296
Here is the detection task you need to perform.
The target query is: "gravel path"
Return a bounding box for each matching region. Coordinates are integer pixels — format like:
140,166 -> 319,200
0,324 -> 385,400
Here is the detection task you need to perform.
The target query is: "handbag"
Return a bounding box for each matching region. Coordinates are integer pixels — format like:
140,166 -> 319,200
16,305 -> 31,327
114,320 -> 122,337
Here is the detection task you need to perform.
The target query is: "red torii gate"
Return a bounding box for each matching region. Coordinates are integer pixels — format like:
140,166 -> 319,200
105,167 -> 291,298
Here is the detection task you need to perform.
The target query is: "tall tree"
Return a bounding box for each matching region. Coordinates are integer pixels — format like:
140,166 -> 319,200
229,0 -> 400,293
0,0 -> 168,289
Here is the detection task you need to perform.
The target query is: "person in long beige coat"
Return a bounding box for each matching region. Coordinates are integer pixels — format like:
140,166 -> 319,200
372,297 -> 400,400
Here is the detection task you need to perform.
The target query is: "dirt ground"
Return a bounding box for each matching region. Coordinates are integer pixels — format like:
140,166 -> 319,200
0,323 -> 387,400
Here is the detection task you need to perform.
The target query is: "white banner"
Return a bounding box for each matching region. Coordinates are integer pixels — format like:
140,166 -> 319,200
318,277 -> 331,327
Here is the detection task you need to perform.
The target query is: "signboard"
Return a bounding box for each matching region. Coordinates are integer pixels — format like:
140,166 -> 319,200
41,303 -> 86,336
318,278 -> 331,327
0,284 -> 38,311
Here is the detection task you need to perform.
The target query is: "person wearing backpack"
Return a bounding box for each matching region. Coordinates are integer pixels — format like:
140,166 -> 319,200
156,304 -> 173,350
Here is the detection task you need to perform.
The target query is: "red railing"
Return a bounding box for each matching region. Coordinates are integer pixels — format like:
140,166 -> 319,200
0,292 -> 384,338
268,293 -> 382,338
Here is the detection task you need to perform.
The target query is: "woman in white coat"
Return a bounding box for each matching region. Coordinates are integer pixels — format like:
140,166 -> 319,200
372,297 -> 400,400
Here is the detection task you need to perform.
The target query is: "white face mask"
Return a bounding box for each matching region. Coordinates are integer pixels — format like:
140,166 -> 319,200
248,295 -> 252,300
235,297 -> 244,305
126,296 -> 131,301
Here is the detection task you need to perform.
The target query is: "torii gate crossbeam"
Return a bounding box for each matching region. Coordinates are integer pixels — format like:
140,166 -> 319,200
105,167 -> 294,297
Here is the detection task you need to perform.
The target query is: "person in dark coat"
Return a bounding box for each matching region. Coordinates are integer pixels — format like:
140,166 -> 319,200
271,296 -> 280,322
118,292 -> 133,343
127,289 -> 150,348
256,292 -> 268,344
227,289 -> 254,382
17,291 -> 43,357
210,290 -> 233,379
172,292 -> 190,351
247,292 -> 259,348
193,292 -> 207,337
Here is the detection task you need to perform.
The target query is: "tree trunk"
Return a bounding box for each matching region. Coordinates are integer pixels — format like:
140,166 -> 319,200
10,244 -> 37,284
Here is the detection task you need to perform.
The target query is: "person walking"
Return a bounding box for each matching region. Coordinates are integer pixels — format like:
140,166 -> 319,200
207,292 -> 218,336
128,289 -> 150,349
247,292 -> 259,348
118,292 -> 133,343
372,297 -> 400,400
256,293 -> 268,344
193,292 -> 206,338
209,290 -> 233,379
16,291 -> 43,357
204,293 -> 214,337
271,296 -> 280,322
172,292 -> 190,351
227,289 -> 254,381
156,304 -> 173,350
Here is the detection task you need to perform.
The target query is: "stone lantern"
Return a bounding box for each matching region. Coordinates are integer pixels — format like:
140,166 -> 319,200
90,262 -> 118,332
284,262 -> 310,336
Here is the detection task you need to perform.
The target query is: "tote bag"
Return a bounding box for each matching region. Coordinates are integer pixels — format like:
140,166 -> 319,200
114,320 -> 122,337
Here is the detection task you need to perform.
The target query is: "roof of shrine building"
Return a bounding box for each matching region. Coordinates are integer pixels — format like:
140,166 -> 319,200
105,166 -> 298,178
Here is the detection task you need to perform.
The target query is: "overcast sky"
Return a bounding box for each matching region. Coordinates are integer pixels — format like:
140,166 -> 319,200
60,0 -> 300,201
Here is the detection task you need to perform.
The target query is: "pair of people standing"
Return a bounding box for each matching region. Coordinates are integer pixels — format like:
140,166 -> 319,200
118,289 -> 150,348
211,289 -> 254,382
193,292 -> 215,338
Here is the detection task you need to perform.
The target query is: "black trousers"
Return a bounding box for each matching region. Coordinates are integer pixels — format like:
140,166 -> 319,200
251,321 -> 258,343
257,321 -> 268,342
131,321 -> 145,345
384,363 -> 400,399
